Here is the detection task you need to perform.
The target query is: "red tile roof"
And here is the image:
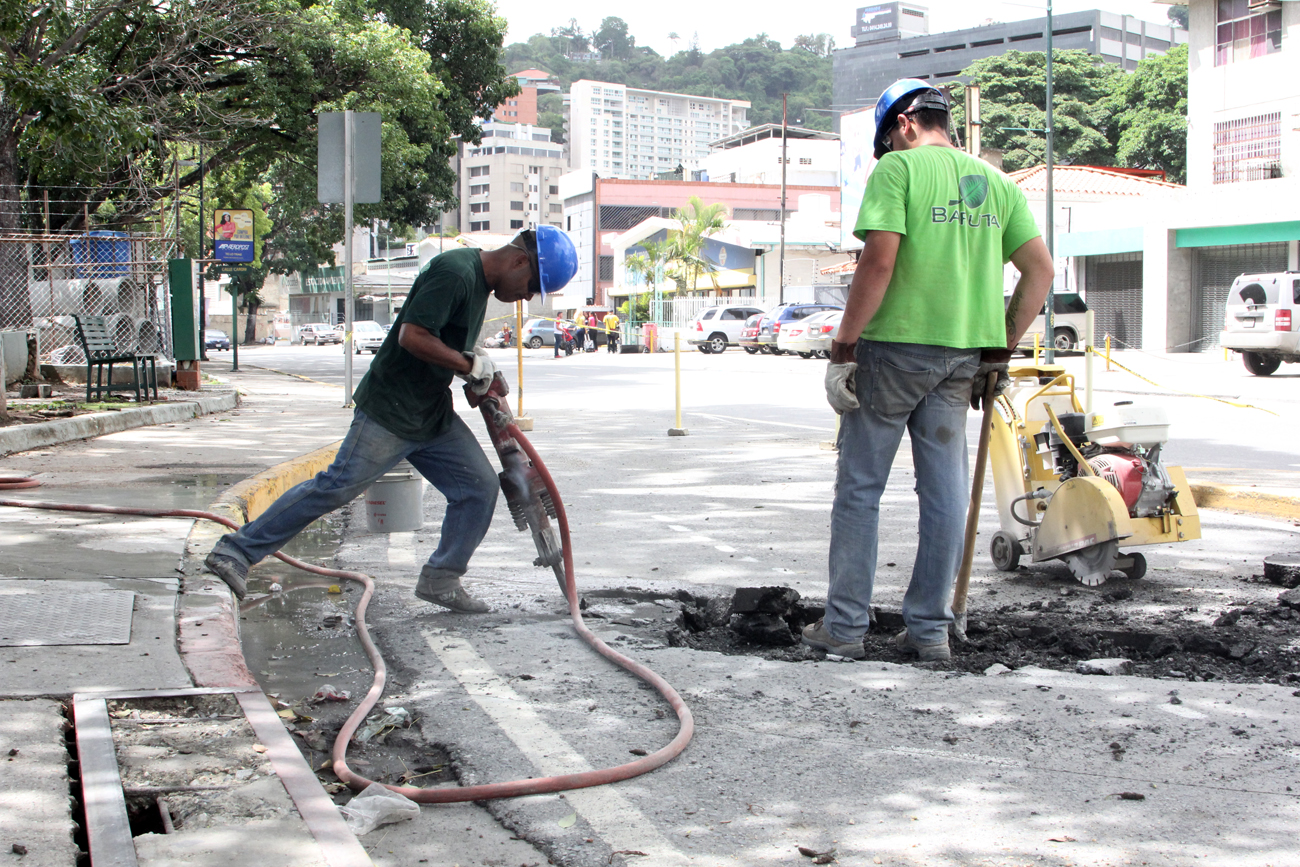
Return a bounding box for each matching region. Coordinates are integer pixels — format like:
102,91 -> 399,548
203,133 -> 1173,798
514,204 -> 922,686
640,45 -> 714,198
1008,164 -> 1183,196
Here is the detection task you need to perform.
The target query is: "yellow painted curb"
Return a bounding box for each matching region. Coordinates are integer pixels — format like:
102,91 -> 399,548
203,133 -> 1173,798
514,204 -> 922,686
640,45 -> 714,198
1190,484 -> 1300,522
222,440 -> 343,523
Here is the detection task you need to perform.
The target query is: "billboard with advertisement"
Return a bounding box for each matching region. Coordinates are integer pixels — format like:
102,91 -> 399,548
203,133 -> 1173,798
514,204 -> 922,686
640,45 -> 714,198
212,208 -> 255,263
839,107 -> 878,250
852,3 -> 898,41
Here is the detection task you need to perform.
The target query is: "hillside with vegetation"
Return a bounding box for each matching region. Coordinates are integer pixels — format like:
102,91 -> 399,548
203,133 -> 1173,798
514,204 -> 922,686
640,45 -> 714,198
503,18 -> 835,135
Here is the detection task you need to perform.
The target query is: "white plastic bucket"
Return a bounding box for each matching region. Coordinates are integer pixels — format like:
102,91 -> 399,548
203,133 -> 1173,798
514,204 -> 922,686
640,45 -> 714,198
364,460 -> 424,533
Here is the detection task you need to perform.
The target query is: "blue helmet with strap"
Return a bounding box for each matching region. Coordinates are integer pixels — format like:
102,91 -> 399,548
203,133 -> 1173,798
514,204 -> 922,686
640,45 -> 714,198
535,225 -> 577,297
872,79 -> 950,160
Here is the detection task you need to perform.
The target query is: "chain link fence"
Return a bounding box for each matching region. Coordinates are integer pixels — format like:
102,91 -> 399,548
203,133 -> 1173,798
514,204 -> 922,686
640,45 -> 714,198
0,233 -> 177,367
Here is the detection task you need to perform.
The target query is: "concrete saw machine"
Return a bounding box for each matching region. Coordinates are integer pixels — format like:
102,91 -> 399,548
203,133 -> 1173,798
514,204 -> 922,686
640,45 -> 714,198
986,363 -> 1201,586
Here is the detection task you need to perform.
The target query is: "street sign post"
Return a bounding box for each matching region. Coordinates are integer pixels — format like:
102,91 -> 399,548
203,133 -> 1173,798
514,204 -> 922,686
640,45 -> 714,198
319,112 -> 382,406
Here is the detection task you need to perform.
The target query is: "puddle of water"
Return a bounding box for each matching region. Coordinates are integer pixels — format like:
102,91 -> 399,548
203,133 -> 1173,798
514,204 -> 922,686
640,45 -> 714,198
238,515 -> 372,706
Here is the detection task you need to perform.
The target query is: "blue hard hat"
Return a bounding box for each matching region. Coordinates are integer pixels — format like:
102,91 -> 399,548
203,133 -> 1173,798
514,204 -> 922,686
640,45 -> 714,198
872,78 -> 950,160
535,224 -> 578,297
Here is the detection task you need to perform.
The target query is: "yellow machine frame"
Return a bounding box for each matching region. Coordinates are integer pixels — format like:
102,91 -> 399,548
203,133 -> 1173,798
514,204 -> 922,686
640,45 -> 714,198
987,363 -> 1201,574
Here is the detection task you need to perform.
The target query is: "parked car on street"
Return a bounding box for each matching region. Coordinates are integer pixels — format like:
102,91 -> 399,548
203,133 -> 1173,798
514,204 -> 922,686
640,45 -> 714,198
351,320 -> 386,354
756,303 -> 843,354
298,323 -> 341,345
1013,291 -> 1089,353
204,329 -> 231,351
521,318 -> 576,348
805,311 -> 844,358
686,304 -> 764,354
738,313 -> 765,354
1220,271 -> 1300,376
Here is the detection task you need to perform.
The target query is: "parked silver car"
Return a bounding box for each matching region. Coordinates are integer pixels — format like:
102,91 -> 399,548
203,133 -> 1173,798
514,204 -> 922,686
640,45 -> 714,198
298,323 -> 341,345
1220,271 -> 1300,375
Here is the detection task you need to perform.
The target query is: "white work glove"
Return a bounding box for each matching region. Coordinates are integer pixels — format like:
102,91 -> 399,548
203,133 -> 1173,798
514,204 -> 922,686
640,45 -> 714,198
461,347 -> 498,395
824,361 -> 859,414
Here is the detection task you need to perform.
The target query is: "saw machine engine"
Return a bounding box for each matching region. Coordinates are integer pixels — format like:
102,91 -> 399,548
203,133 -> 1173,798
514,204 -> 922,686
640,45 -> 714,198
988,367 -> 1201,587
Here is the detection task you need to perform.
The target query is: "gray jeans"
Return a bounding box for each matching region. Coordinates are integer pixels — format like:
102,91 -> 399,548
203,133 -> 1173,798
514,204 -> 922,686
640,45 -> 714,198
825,340 -> 979,644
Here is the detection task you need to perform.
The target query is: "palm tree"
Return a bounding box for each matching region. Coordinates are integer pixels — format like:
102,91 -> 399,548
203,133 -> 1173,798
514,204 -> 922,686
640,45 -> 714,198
667,196 -> 727,294
623,239 -> 672,327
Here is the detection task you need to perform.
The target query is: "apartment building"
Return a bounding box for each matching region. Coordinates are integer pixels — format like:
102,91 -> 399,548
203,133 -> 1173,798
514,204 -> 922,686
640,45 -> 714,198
564,80 -> 750,179
456,122 -> 567,235
701,124 -> 841,187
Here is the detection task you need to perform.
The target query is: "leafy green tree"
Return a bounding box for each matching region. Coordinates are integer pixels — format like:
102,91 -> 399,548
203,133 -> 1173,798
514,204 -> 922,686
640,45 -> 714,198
946,50 -> 1125,171
1167,4 -> 1189,29
593,17 -> 635,60
1110,45 -> 1188,183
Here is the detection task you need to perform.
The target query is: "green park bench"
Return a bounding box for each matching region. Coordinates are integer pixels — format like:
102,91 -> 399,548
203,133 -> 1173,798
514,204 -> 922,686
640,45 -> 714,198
72,314 -> 159,403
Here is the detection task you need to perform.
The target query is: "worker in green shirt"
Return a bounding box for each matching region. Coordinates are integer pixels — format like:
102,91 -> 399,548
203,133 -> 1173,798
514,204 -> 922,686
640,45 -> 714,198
802,80 -> 1054,662
205,227 -> 578,613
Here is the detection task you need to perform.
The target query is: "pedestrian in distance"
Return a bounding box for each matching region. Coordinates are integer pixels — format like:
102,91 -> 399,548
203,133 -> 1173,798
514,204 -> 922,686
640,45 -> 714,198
204,227 -> 580,612
802,79 -> 1054,662
586,313 -> 599,352
603,310 -> 620,354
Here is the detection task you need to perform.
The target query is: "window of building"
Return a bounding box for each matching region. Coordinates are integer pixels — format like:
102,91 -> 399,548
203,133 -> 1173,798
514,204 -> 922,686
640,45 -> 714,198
468,165 -> 489,177
528,165 -> 542,174
509,181 -> 523,192
469,183 -> 489,196
1213,112 -> 1282,183
598,256 -> 614,281
549,203 -> 562,213
470,220 -> 490,231
799,157 -> 813,165
548,185 -> 559,194
510,201 -> 525,210
510,219 -> 524,229
469,202 -> 488,213
1216,0 -> 1282,65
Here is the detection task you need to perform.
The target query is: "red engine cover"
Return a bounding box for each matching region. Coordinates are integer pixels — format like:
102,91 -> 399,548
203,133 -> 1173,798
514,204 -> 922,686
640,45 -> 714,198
1087,453 -> 1145,511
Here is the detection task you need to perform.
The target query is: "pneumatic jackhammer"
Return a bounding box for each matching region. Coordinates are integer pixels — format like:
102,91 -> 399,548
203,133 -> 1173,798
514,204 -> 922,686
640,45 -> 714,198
463,373 -> 566,589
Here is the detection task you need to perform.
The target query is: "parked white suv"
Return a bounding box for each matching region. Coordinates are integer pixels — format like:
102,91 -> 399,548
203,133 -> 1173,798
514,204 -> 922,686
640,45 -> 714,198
687,304 -> 764,354
1220,271 -> 1300,376
352,320 -> 386,354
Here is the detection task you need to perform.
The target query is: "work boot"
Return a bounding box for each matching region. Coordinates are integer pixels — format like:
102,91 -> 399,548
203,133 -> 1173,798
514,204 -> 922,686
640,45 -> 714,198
203,552 -> 248,600
895,629 -> 951,662
800,619 -> 865,659
415,570 -> 489,613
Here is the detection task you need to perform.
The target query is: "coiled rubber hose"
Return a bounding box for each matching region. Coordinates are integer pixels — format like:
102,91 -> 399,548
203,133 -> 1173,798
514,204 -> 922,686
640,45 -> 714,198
0,428 -> 694,802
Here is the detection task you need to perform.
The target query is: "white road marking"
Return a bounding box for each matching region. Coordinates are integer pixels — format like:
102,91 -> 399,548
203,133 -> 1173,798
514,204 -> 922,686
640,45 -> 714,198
695,412 -> 833,432
387,531 -> 416,567
422,629 -> 725,867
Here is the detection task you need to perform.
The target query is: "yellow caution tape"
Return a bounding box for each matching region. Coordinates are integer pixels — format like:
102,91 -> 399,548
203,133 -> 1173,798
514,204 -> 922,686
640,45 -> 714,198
1087,345 -> 1279,416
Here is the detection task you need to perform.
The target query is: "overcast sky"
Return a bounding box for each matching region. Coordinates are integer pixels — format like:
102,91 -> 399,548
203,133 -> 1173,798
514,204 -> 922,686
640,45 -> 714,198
495,1 -> 1180,58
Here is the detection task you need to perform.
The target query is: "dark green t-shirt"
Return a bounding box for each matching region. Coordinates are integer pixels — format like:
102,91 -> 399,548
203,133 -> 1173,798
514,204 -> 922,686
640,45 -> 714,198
354,248 -> 489,440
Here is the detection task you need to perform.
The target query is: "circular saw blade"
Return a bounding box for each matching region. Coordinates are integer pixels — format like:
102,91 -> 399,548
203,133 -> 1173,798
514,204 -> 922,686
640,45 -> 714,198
1063,539 -> 1118,586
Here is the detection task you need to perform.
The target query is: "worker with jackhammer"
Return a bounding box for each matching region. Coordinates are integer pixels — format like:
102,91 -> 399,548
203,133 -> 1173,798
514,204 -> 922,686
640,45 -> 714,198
801,80 -> 1054,662
204,227 -> 579,612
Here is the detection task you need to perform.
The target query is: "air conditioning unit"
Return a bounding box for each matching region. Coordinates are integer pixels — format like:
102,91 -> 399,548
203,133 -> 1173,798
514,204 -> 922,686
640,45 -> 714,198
1247,0 -> 1280,11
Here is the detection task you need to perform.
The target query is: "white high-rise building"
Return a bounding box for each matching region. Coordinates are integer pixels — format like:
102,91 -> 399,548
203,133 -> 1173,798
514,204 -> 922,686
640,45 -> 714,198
564,80 -> 750,179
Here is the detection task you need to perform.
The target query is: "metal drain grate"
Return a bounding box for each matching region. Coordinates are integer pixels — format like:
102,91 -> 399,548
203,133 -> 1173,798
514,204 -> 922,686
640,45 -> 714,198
0,590 -> 135,646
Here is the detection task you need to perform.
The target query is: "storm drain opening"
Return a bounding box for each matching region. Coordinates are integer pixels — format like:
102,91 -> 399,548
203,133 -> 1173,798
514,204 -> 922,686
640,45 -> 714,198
658,584 -> 1300,685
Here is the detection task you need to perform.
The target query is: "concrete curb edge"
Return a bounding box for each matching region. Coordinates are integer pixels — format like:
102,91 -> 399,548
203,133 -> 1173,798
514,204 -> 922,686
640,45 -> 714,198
180,440 -> 342,689
0,391 -> 240,457
1189,483 -> 1300,522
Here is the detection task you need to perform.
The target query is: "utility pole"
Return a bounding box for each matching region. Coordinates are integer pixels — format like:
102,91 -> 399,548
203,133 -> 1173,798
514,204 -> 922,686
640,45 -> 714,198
343,109 -> 355,405
1044,0 -> 1056,363
778,93 -> 789,305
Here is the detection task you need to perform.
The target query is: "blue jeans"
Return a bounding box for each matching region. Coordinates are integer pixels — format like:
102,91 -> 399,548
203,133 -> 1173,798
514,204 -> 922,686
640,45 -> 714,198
826,340 -> 979,645
213,409 -> 499,581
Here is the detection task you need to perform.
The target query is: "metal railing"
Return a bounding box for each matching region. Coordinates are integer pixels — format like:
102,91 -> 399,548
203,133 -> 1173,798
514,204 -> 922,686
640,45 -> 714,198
0,233 -> 176,366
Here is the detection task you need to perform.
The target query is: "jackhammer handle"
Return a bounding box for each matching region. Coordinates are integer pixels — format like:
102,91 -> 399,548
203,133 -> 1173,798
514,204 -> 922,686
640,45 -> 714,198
951,375 -> 999,626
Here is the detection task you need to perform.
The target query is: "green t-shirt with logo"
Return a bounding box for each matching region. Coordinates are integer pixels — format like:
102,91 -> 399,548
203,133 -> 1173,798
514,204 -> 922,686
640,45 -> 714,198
354,247 -> 489,440
852,145 -> 1040,349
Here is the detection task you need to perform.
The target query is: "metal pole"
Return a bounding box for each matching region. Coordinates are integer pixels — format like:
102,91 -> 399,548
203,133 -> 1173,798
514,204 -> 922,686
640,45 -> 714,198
198,144 -> 208,362
674,331 -> 682,430
231,280 -> 239,371
1043,0 -> 1056,363
778,93 -> 788,306
515,300 -> 525,415
1084,308 -> 1094,420
343,109 -> 355,406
